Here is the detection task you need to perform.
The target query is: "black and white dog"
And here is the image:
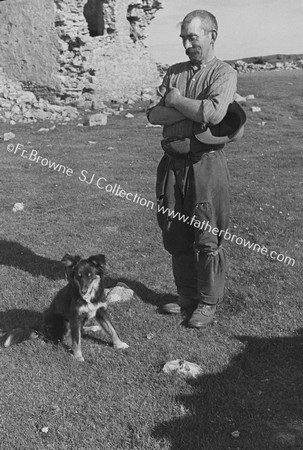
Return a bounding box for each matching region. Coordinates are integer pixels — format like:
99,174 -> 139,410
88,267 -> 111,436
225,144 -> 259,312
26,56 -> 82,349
2,254 -> 129,361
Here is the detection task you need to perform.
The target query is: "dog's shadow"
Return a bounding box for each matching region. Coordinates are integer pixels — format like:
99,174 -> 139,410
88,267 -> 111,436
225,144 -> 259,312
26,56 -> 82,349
0,240 -> 176,307
0,240 -> 64,280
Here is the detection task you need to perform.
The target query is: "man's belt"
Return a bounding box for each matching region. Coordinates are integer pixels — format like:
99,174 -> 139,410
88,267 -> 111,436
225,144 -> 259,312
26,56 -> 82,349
161,136 -> 224,159
161,137 -> 191,159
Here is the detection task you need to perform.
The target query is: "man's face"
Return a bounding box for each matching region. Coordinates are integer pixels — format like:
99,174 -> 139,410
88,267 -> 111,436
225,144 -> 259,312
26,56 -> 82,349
180,17 -> 213,65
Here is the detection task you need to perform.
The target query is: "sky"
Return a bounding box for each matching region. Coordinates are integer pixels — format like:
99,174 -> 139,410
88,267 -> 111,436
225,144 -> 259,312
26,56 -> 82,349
145,0 -> 303,64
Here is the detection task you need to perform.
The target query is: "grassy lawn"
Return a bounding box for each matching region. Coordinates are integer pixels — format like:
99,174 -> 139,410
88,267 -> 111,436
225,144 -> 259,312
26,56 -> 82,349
0,69 -> 302,450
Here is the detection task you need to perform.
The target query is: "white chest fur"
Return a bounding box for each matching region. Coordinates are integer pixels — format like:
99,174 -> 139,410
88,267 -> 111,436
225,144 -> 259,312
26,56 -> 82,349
78,276 -> 107,319
78,300 -> 107,320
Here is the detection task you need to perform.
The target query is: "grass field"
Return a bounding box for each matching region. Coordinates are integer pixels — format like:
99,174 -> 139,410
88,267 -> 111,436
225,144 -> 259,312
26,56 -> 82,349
0,69 -> 302,450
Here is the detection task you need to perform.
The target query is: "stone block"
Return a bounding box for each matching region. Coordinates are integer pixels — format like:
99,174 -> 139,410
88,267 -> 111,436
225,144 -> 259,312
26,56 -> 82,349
16,91 -> 37,104
83,113 -> 107,126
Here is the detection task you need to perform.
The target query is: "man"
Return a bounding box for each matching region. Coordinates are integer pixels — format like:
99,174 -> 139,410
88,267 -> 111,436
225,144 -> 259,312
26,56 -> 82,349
147,10 -> 240,328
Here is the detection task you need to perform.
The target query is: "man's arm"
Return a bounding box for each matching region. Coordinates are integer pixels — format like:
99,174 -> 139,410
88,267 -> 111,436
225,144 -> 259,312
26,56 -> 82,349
165,88 -> 203,123
146,84 -> 196,139
165,69 -> 237,126
147,66 -> 187,127
148,105 -> 186,126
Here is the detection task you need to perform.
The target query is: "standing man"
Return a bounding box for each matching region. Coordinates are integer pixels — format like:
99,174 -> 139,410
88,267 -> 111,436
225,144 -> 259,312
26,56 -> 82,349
147,10 -> 243,328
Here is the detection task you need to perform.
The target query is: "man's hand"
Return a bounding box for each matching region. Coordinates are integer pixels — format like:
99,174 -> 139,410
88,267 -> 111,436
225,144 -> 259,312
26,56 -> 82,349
165,87 -> 181,108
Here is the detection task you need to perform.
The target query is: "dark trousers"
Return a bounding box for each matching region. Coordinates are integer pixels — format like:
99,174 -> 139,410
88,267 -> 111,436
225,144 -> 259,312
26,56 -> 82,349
156,149 -> 230,305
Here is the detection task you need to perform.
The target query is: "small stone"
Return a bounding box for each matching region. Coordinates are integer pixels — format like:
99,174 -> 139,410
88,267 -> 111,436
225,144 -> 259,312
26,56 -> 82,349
162,359 -> 203,378
16,91 -> 37,104
251,106 -> 261,113
4,132 -> 15,141
11,104 -> 21,115
125,113 -> 134,118
105,284 -> 134,304
83,113 -> 107,127
33,110 -> 50,120
275,62 -> 284,69
13,202 -> 24,212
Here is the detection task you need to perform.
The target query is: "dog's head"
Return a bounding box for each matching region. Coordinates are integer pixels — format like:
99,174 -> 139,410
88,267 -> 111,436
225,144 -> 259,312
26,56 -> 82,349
61,253 -> 106,300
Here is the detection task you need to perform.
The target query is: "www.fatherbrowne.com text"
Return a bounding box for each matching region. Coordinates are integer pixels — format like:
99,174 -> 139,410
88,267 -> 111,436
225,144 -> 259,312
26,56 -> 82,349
157,204 -> 295,267
5,142 -> 295,267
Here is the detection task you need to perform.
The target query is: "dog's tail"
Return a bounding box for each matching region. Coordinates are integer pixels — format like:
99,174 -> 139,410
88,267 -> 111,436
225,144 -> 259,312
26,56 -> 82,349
0,327 -> 39,348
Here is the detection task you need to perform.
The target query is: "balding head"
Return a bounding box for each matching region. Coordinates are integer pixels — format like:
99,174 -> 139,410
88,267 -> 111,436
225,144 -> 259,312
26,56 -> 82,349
180,10 -> 218,66
182,10 -> 218,35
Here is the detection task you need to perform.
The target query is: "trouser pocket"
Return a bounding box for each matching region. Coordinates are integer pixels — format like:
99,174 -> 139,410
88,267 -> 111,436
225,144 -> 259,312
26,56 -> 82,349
192,202 -> 218,251
156,194 -> 167,230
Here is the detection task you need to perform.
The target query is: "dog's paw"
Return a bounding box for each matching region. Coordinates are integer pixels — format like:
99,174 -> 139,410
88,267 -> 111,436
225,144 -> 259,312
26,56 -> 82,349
83,325 -> 102,333
114,341 -> 129,350
73,354 -> 84,362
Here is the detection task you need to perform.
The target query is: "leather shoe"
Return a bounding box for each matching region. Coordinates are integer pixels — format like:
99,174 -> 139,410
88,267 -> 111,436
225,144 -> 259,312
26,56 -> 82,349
160,296 -> 198,317
187,303 -> 216,328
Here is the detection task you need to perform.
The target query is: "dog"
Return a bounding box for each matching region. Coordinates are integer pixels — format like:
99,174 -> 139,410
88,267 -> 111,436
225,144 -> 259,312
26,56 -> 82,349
2,253 -> 129,361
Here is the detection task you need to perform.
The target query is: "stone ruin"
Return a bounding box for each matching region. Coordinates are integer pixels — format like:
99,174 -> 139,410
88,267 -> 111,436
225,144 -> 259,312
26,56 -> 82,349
0,0 -> 162,123
232,59 -> 303,73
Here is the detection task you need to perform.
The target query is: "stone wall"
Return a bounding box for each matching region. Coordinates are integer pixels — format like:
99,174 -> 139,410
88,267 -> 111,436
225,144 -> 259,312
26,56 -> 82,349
0,0 -> 161,105
0,0 -> 60,89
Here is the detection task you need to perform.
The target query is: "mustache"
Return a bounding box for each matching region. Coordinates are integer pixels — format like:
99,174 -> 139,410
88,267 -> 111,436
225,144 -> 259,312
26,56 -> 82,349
186,47 -> 202,59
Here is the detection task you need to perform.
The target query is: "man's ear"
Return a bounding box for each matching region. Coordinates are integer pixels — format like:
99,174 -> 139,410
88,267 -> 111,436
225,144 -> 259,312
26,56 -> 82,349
210,30 -> 217,44
88,254 -> 106,272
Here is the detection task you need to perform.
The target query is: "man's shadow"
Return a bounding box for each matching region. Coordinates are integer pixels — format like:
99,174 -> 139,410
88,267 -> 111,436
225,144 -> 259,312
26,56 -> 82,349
152,329 -> 303,449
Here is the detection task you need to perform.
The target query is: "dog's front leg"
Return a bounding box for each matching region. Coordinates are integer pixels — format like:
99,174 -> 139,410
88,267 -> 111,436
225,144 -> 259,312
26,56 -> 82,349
96,308 -> 129,350
70,317 -> 84,361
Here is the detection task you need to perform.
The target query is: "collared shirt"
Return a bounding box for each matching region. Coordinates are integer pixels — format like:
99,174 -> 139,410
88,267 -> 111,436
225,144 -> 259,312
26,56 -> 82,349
147,57 -> 237,141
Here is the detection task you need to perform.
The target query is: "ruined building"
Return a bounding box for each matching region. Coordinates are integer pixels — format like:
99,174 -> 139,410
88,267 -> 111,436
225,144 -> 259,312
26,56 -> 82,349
0,0 -> 162,107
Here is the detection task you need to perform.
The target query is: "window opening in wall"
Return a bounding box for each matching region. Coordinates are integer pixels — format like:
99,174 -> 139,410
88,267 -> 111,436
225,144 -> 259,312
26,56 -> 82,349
83,0 -> 104,37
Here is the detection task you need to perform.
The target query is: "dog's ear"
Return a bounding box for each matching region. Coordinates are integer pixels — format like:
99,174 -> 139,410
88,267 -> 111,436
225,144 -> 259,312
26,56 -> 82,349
88,254 -> 106,272
61,254 -> 82,268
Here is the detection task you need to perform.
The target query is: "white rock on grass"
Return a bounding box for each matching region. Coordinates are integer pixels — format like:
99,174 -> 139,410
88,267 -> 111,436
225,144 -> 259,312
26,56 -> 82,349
105,283 -> 134,304
3,132 -> 15,141
13,202 -> 24,212
83,113 -> 107,126
37,127 -> 50,132
251,106 -> 262,113
162,359 -> 203,378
